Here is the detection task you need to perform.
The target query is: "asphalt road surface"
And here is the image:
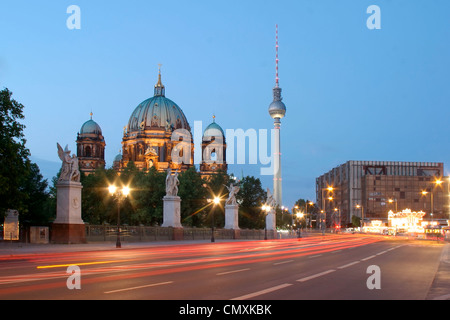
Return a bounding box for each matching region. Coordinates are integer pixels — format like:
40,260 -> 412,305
0,234 -> 447,301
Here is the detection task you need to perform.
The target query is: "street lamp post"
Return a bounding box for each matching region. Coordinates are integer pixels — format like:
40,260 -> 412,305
388,198 -> 398,212
108,185 -> 130,249
291,206 -> 298,234
334,207 -> 341,232
262,205 -> 271,240
356,204 -> 364,232
296,211 -> 303,238
321,187 -> 334,235
422,178 -> 443,223
422,190 -> 433,216
211,196 -> 221,243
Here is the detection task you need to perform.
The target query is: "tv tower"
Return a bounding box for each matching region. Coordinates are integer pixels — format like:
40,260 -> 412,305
268,24 -> 286,207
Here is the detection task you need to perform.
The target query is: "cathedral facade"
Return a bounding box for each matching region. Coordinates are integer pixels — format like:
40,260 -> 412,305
76,71 -> 227,178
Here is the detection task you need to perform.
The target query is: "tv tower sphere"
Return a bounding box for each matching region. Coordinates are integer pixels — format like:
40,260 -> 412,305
268,95 -> 286,119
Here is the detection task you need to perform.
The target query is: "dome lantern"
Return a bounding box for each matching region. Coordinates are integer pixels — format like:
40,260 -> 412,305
154,64 -> 165,97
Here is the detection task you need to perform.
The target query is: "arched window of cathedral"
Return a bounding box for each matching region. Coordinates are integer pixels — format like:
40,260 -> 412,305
85,146 -> 92,157
151,114 -> 159,127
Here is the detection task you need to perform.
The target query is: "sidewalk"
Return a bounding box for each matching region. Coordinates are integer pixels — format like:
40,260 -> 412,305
426,243 -> 450,300
0,239 -> 230,256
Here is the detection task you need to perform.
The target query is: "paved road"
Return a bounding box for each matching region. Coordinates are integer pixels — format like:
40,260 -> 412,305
0,234 -> 447,301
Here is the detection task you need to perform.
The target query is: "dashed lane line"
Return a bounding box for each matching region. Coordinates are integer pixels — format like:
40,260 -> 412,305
296,269 -> 336,282
104,281 -> 173,294
216,268 -> 251,276
231,283 -> 293,300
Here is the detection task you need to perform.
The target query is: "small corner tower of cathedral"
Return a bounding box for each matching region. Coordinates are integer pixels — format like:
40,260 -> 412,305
76,112 -> 106,175
200,115 -> 228,179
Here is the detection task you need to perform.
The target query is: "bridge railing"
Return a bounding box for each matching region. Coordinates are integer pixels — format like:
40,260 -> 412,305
85,225 -> 279,242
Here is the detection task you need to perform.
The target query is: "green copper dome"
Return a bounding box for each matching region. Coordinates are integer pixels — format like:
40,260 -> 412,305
80,116 -> 103,136
127,72 -> 190,133
203,117 -> 225,141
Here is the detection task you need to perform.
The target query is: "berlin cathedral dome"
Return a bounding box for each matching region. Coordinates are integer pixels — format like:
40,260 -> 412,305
126,73 -> 190,133
77,68 -> 227,178
119,70 -> 194,172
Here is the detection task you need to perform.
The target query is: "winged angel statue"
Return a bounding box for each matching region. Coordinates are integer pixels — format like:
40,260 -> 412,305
57,143 -> 80,182
224,183 -> 240,205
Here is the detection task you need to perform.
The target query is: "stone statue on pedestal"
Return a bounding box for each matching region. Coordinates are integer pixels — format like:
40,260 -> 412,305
57,143 -> 80,182
224,183 -> 240,205
165,168 -> 180,197
53,143 -> 85,244
162,168 -> 182,232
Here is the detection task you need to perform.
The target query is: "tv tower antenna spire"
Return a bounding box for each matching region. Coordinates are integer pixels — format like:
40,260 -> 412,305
275,24 -> 279,87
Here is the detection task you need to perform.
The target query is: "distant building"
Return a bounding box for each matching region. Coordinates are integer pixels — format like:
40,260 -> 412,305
76,113 -> 106,175
316,161 -> 448,227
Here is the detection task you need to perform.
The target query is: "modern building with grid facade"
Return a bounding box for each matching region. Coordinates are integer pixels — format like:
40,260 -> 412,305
316,161 -> 448,227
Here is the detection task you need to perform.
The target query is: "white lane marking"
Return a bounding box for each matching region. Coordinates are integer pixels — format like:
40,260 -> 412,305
296,269 -> 336,282
361,255 -> 376,261
308,254 -> 322,259
104,281 -> 173,294
337,261 -> 360,269
231,283 -> 293,300
273,260 -> 294,266
216,268 -> 250,276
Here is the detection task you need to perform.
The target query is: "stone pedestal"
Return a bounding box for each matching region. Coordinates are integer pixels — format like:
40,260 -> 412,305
265,209 -> 276,231
52,181 -> 86,244
171,227 -> 184,241
224,204 -> 239,230
162,196 -> 182,228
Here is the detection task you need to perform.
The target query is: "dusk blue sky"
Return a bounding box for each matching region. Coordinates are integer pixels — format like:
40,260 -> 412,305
1,0 -> 449,208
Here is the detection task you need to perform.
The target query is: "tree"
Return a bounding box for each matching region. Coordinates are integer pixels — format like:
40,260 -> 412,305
352,215 -> 361,228
294,198 -> 319,228
0,88 -> 31,217
81,168 -> 118,225
237,176 -> 266,229
178,167 -> 208,227
276,206 -> 292,229
204,170 -> 230,228
19,163 -> 50,225
129,166 -> 165,226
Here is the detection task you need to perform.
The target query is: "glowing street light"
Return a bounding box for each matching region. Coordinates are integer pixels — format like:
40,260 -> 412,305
356,204 -> 364,231
210,196 -> 221,242
108,184 -> 131,248
321,186 -> 334,235
388,198 -> 398,212
262,205 -> 271,240
108,185 -> 117,195
422,178 -> 445,218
